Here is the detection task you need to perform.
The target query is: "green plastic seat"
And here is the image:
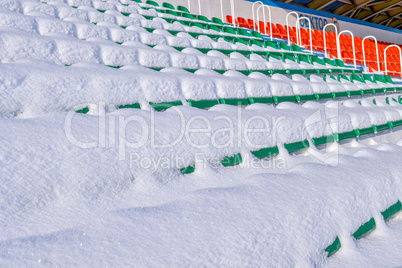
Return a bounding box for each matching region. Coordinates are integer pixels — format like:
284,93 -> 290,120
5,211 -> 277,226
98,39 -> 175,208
118,103 -> 141,109
284,139 -> 309,153
187,99 -> 219,109
233,38 -> 248,46
220,98 -> 249,106
182,12 -> 194,19
362,74 -> 374,83
162,2 -> 174,9
248,97 -> 274,104
353,218 -> 376,240
278,42 -> 290,51
335,58 -> 346,67
264,40 -> 278,50
177,5 -> 190,13
223,26 -> 236,35
190,22 -> 204,29
333,130 -> 356,142
196,15 -> 209,23
249,39 -> 263,48
325,237 -> 341,258
132,0 -> 142,3
267,54 -> 280,61
180,165 -> 195,174
350,74 -> 364,83
237,28 -> 250,37
251,31 -> 263,39
282,54 -> 295,63
337,74 -> 349,82
251,146 -> 279,159
312,135 -> 335,147
165,9 -> 178,16
290,44 -> 303,52
324,57 -> 336,66
383,75 -> 394,84
212,17 -> 224,25
150,100 -> 182,111
296,54 -> 310,65
221,153 -> 242,167
76,107 -> 89,114
381,200 -> 402,221
373,74 -> 386,83
145,0 -> 158,6
309,55 -> 324,65
206,24 -> 221,32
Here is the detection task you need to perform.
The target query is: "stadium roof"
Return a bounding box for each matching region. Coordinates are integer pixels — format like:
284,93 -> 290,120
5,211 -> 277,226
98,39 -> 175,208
275,0 -> 402,29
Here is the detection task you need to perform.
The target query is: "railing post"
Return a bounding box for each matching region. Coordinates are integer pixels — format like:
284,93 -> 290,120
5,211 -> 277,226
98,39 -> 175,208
188,0 -> 191,13
286,11 -> 299,46
256,5 -> 272,41
198,0 -> 201,15
384,45 -> 402,77
252,1 -> 263,31
323,23 -> 338,58
220,0 -> 235,27
337,30 -> 356,69
295,17 -> 313,54
362,36 -> 380,72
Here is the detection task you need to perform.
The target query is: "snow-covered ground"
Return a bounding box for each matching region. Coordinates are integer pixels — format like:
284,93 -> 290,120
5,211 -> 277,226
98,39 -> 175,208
0,0 -> 401,266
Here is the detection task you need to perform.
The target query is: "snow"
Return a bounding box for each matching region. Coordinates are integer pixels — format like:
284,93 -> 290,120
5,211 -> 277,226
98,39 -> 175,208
0,0 -> 402,266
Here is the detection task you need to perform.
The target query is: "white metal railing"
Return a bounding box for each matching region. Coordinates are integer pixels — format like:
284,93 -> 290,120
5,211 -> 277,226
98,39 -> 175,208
220,0 -> 235,27
295,17 -> 313,54
285,12 -> 299,46
251,1 -> 263,31
187,0 -> 202,14
362,36 -> 380,72
337,30 -> 356,69
323,23 -> 338,58
384,45 -> 402,77
256,5 -> 272,41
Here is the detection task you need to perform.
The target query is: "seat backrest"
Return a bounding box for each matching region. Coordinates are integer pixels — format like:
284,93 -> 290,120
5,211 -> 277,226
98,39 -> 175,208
373,74 -> 385,83
191,22 -> 204,29
383,74 -> 394,84
310,55 -> 324,65
250,39 -> 263,48
162,2 -> 174,9
324,57 -> 336,66
212,17 -> 224,25
197,15 -> 209,23
278,42 -> 290,51
290,44 -> 302,52
251,31 -> 263,39
182,13 -> 194,19
297,54 -> 310,64
282,54 -> 295,63
237,28 -> 250,37
335,58 -> 346,67
226,15 -> 233,24
177,5 -> 190,13
265,40 -> 277,50
350,74 -> 364,83
145,0 -> 159,6
207,24 -> 220,32
237,17 -> 247,23
337,74 -> 349,82
267,54 -> 280,61
362,74 -> 374,83
233,38 -> 248,46
222,26 -> 236,35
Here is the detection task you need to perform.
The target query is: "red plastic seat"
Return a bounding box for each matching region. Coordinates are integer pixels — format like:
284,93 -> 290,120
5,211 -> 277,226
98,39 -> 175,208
226,15 -> 233,24
247,19 -> 257,30
236,17 -> 249,28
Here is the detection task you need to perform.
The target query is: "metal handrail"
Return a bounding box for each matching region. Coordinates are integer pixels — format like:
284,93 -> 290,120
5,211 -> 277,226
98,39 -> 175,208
295,17 -> 313,54
220,0 -> 235,27
362,36 -> 380,72
256,4 -> 272,41
251,1 -> 263,31
337,30 -> 356,69
285,12 -> 299,46
323,23 -> 338,58
384,45 -> 402,77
